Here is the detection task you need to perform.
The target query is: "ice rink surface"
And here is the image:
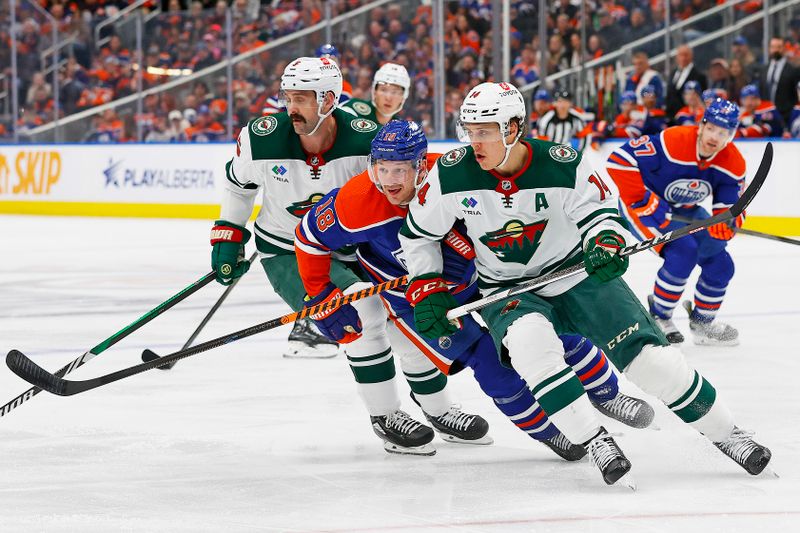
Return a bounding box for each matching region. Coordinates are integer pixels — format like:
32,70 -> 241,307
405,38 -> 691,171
1,215 -> 799,532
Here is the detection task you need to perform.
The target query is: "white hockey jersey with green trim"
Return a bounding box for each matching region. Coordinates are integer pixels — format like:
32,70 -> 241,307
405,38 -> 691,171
399,139 -> 628,297
221,109 -> 378,256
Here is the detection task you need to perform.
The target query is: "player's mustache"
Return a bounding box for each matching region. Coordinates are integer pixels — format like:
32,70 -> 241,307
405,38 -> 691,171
289,113 -> 306,123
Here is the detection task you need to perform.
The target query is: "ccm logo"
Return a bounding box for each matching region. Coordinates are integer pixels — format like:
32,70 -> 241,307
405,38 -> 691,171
607,323 -> 640,350
410,280 -> 445,301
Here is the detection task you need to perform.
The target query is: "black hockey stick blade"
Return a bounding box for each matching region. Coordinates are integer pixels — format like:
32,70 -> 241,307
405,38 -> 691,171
7,350 -> 74,396
141,349 -> 172,368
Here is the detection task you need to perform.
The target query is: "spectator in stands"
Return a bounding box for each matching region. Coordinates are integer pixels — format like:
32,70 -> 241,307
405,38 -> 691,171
186,105 -> 225,142
731,36 -> 763,83
763,37 -> 800,123
727,58 -> 750,104
627,8 -> 652,43
640,84 -> 667,133
529,89 -> 552,137
625,51 -> 665,106
707,58 -> 730,92
546,33 -> 569,74
738,84 -> 784,138
511,45 -> 539,87
25,72 -> 52,109
666,45 -> 706,118
607,90 -> 646,138
674,81 -> 705,126
596,9 -> 622,52
785,81 -> 800,137
587,34 -> 604,59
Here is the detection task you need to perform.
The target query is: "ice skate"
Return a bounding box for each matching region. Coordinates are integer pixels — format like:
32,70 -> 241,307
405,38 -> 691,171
371,410 -> 436,456
410,392 -> 492,444
713,426 -> 772,475
283,318 -> 340,358
648,295 -> 684,344
682,301 -> 739,346
592,393 -> 656,429
584,428 -> 633,487
540,431 -> 587,461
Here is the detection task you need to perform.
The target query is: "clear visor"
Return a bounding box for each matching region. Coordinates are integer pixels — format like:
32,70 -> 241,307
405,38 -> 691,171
278,89 -> 319,110
367,156 -> 425,191
456,120 -> 505,143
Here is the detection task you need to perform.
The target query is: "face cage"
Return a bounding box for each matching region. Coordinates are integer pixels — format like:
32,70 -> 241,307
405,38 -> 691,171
371,82 -> 408,117
367,154 -> 427,196
279,88 -> 337,136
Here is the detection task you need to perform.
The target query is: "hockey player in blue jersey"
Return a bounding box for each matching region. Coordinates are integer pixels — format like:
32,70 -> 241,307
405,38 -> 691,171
295,119 -> 656,462
607,98 -> 746,346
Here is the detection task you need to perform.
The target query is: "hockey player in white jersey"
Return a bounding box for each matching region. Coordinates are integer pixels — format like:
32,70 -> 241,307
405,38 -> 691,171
210,57 -> 489,455
399,81 -> 772,484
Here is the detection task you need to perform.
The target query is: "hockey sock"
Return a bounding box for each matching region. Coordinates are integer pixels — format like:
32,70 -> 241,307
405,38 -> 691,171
494,386 -> 558,441
562,336 -> 618,403
650,267 -> 688,319
405,369 -> 449,417
691,277 -> 728,323
347,347 -> 403,416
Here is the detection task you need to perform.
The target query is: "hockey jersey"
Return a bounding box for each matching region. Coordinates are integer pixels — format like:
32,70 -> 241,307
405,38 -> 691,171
221,108 -> 378,257
399,140 -> 626,297
788,104 -> 800,138
674,105 -> 704,126
607,125 -> 745,244
339,97 -> 399,124
609,105 -> 665,138
737,100 -> 784,137
295,153 -> 476,309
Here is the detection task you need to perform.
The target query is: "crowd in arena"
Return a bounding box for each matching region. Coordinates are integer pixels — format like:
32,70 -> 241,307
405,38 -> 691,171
2,0 -> 800,142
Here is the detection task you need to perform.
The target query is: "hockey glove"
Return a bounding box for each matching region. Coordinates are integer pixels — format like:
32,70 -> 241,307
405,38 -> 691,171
210,220 -> 251,285
584,230 -> 629,283
708,208 -> 744,241
406,273 -> 459,340
303,283 -> 362,343
629,190 -> 670,228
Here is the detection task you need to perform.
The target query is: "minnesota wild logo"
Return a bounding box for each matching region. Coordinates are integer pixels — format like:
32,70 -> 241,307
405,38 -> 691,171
286,193 -> 325,217
251,115 -> 278,136
479,219 -> 548,264
352,101 -> 372,115
350,118 -> 378,133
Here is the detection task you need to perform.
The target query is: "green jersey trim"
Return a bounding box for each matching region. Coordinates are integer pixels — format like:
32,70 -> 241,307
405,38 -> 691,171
404,211 -> 443,239
476,245 -> 583,290
577,208 -> 619,229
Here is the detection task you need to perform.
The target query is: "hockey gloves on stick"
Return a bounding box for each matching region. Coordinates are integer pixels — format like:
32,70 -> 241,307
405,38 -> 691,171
210,220 -> 251,285
406,273 -> 459,339
303,283 -> 362,343
708,208 -> 744,241
629,190 -> 670,228
584,230 -> 629,283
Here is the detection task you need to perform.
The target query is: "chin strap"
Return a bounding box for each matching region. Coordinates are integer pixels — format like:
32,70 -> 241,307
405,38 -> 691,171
303,100 -> 335,137
494,127 -> 524,169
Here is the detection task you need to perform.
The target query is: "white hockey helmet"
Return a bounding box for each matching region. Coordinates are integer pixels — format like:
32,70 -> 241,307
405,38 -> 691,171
280,56 -> 343,135
372,63 -> 411,103
457,81 -> 526,168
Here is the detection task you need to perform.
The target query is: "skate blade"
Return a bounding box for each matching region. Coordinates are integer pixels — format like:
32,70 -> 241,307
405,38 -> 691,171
383,441 -> 436,456
692,337 -> 740,347
283,342 -> 339,359
616,472 -> 637,491
437,432 -> 494,445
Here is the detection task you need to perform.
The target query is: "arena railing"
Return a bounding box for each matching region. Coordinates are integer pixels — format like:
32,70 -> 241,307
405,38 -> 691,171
19,0 -> 427,143
517,0 -> 799,119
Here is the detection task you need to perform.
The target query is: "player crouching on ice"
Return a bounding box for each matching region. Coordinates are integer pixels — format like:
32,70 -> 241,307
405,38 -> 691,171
607,98 -> 747,346
397,82 -> 771,485
295,119 -> 656,464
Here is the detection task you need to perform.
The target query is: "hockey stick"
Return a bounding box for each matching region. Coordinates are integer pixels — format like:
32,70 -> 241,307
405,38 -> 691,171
142,252 -> 259,370
669,214 -> 800,246
5,143 -> 774,397
0,271 -> 215,417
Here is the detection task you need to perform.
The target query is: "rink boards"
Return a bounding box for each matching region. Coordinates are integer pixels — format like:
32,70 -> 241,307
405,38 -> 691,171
0,139 -> 798,235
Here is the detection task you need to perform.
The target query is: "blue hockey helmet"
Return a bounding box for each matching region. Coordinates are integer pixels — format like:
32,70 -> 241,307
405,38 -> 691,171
620,90 -> 637,104
533,89 -> 551,102
740,84 -> 760,99
702,88 -> 716,102
682,80 -> 702,95
316,43 -> 340,60
369,120 -> 428,194
702,98 -> 740,130
641,84 -> 657,97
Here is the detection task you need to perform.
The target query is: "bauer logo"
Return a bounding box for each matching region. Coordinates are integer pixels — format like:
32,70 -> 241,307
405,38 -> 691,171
351,118 -> 378,133
548,144 -> 577,163
103,158 -> 214,190
664,179 -> 712,205
251,115 -> 278,136
440,147 -> 467,167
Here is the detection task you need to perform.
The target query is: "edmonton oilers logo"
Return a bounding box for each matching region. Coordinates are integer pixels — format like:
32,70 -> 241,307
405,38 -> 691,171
438,336 -> 453,349
664,179 -> 712,204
